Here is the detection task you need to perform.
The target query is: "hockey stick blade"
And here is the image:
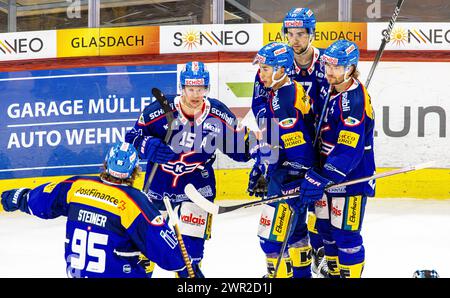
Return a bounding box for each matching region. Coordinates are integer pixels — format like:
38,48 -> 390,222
185,184 -> 219,214
163,196 -> 179,227
185,161 -> 435,215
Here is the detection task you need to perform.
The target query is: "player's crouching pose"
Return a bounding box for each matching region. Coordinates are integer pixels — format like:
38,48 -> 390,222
250,42 -> 316,278
125,61 -> 250,277
1,142 -> 201,278
286,40 -> 376,278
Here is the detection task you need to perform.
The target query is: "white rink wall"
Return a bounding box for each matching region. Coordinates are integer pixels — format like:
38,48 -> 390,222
202,61 -> 450,170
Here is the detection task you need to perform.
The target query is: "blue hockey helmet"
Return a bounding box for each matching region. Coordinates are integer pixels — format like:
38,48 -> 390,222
105,142 -> 139,179
413,270 -> 439,278
179,61 -> 210,89
322,40 -> 360,68
253,42 -> 294,73
282,8 -> 316,35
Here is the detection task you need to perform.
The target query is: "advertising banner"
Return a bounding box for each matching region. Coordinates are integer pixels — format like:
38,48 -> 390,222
57,26 -> 160,58
0,30 -> 57,61
191,62 -> 449,170
264,22 -> 368,50
368,22 -> 450,50
0,64 -> 177,178
160,24 -> 263,54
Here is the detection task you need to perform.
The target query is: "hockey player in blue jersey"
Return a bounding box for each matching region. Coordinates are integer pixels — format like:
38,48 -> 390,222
125,61 -> 250,277
252,8 -> 328,122
285,40 -> 376,278
1,142 -> 202,278
250,42 -> 316,278
281,7 -> 330,276
249,7 -> 328,277
282,7 -> 328,115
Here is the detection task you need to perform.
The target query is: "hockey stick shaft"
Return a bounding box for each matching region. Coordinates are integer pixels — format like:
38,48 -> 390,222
185,161 -> 434,215
365,0 -> 405,88
273,206 -> 294,278
313,85 -> 332,147
163,197 -> 195,278
143,88 -> 175,193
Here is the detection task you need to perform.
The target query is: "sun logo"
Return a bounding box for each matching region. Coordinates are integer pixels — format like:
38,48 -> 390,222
390,27 -> 408,46
182,30 -> 200,50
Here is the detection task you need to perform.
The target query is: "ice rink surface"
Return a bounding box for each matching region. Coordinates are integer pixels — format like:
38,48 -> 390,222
1,198 -> 449,278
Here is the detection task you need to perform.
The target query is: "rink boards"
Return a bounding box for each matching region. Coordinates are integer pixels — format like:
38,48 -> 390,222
0,60 -> 449,208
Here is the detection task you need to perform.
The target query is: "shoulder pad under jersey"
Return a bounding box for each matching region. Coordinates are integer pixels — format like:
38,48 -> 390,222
340,80 -> 373,126
269,83 -> 297,121
138,95 -> 176,126
209,97 -> 237,127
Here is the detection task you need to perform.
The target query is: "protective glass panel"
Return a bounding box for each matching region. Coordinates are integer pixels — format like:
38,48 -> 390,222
100,0 -> 212,27
352,0 -> 450,22
16,0 -> 88,32
0,0 -> 7,33
225,0 -> 339,23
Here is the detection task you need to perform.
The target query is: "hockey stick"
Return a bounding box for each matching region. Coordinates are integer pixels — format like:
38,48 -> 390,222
313,85 -> 332,147
163,197 -> 195,278
365,0 -> 405,88
315,0 -> 405,145
185,161 -> 435,215
143,88 -> 175,193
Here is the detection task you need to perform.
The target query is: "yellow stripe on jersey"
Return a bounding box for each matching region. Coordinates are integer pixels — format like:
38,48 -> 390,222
43,182 -> 58,193
293,81 -> 311,116
67,179 -> 141,229
361,84 -> 374,120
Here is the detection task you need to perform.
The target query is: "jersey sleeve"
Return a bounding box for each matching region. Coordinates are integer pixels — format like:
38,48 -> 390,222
25,178 -> 76,219
123,191 -> 186,271
209,100 -> 250,163
320,86 -> 373,183
271,83 -> 315,169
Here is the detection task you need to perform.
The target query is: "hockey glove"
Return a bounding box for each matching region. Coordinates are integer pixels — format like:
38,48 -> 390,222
1,188 -> 31,212
141,136 -> 176,164
248,141 -> 273,197
299,169 -> 333,205
281,179 -> 306,213
177,262 -> 205,278
247,163 -> 268,198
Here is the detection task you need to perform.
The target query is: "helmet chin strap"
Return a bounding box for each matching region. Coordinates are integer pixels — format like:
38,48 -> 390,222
270,68 -> 287,88
343,66 -> 353,83
334,66 -> 353,86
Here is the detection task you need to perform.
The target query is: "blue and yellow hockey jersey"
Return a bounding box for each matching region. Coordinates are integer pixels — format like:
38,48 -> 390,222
19,175 -> 186,277
264,80 -> 316,170
252,46 -> 328,123
317,78 -> 376,196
